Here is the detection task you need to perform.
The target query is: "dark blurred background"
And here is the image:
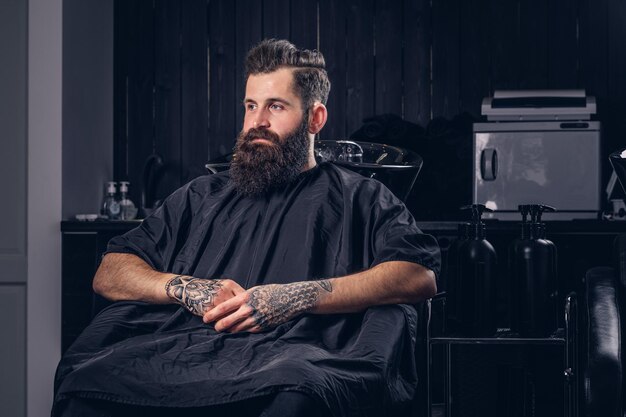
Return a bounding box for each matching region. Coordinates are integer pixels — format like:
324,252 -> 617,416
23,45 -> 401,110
101,0 -> 626,220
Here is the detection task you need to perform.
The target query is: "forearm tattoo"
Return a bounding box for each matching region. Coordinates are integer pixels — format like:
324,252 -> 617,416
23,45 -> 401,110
248,280 -> 333,330
166,275 -> 222,316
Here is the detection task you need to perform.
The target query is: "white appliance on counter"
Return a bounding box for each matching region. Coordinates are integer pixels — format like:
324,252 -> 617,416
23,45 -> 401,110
474,90 -> 601,220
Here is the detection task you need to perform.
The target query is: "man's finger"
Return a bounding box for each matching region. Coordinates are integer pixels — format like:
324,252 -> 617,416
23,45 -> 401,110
226,316 -> 258,333
222,279 -> 246,296
214,305 -> 253,332
203,293 -> 246,323
230,285 -> 246,296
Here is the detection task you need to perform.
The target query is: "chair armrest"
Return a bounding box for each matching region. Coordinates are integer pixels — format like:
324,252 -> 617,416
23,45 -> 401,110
584,266 -> 622,417
411,293 -> 445,417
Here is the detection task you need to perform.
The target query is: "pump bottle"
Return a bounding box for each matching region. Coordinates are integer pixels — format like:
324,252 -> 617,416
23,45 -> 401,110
509,204 -> 558,337
119,181 -> 137,220
457,204 -> 498,336
447,222 -> 470,332
102,181 -> 121,220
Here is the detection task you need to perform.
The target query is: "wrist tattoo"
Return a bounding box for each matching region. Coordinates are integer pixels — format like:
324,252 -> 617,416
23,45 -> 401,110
317,279 -> 333,293
166,275 -> 223,316
248,280 -> 333,331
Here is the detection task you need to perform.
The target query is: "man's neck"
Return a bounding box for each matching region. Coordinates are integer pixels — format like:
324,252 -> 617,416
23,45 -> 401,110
302,155 -> 317,172
302,137 -> 317,172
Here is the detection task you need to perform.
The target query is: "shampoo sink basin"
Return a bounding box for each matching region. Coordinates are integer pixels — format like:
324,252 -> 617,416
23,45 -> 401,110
205,140 -> 423,202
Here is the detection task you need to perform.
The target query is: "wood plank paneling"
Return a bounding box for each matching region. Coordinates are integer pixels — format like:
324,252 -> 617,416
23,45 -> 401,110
489,0 -> 520,90
290,0 -> 318,50
126,0 -> 156,205
403,0 -> 432,127
235,0 -> 263,137
345,0 -> 375,135
319,0 -> 346,140
154,0 -> 182,200
375,0 -> 403,116
606,0 -> 626,160
263,0 -> 290,40
431,0 -> 460,118
113,0 -> 130,182
518,0 -> 548,90
208,0 -> 236,158
578,0 -> 608,99
181,0 -> 209,181
459,0 -> 491,117
578,0 -> 611,189
547,0 -> 579,88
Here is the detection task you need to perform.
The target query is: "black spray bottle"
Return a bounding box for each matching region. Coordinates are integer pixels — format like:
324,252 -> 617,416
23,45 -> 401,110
446,222 -> 470,333
509,204 -> 558,337
457,204 -> 498,336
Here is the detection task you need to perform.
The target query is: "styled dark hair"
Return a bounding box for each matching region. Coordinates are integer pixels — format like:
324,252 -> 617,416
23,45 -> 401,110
245,39 -> 331,110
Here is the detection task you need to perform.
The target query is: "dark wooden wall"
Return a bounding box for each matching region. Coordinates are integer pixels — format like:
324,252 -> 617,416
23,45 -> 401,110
114,0 -> 626,217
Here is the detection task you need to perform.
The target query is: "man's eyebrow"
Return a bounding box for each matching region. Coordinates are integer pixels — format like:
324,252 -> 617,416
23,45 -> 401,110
243,97 -> 294,106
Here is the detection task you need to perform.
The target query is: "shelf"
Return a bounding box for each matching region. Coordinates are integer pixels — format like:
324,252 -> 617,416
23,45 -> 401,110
430,336 -> 565,345
431,329 -> 566,345
426,294 -> 578,417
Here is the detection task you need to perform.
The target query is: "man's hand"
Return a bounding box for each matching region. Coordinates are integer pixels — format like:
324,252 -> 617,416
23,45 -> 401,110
203,280 -> 333,333
166,276 -> 245,317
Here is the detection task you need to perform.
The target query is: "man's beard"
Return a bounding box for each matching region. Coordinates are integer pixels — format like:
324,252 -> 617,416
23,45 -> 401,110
230,116 -> 310,197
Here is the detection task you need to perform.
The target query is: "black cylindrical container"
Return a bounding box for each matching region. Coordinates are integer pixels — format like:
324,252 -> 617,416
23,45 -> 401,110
537,220 -> 559,332
508,205 -> 530,333
457,205 -> 498,337
447,222 -> 470,332
509,205 -> 558,337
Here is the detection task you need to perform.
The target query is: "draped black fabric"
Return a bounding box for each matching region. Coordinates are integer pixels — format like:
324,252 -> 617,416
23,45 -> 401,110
53,162 -> 441,417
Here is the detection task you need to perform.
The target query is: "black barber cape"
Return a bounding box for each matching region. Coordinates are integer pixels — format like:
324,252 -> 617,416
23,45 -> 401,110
53,162 -> 441,416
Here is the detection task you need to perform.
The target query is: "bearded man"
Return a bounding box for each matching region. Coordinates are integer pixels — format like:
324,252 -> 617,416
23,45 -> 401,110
52,39 -> 440,417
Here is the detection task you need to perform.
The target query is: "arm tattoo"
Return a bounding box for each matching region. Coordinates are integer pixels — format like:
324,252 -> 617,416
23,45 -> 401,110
166,275 -> 222,316
248,280 -> 333,330
317,279 -> 333,292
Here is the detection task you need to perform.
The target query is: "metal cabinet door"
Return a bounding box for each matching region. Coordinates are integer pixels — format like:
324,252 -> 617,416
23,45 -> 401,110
474,130 -> 601,218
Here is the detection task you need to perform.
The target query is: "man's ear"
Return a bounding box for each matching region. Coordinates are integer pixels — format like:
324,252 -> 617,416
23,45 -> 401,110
308,103 -> 328,135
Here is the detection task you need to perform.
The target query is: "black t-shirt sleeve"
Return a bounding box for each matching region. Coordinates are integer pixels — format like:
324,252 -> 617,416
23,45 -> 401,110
366,184 -> 441,280
104,185 -> 193,272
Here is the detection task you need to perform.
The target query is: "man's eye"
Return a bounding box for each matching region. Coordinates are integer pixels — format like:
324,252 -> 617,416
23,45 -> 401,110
269,103 -> 284,111
246,104 -> 257,111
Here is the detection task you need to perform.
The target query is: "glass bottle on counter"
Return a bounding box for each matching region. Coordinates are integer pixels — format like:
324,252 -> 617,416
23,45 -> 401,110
119,181 -> 137,220
102,181 -> 121,220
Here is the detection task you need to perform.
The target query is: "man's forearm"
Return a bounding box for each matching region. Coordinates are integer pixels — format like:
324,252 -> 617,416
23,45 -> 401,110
204,260 -> 437,333
308,260 -> 437,315
92,253 -> 175,303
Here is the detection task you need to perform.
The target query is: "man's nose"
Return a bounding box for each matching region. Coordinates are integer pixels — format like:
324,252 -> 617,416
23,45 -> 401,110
252,110 -> 270,129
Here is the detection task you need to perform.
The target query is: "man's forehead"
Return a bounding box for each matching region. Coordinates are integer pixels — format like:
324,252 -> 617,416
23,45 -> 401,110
245,67 -> 298,101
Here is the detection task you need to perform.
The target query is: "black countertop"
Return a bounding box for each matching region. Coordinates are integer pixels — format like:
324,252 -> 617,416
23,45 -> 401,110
61,219 -> 626,234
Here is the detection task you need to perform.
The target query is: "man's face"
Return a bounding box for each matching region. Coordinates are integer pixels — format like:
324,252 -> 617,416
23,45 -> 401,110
230,68 -> 312,196
242,67 -> 307,141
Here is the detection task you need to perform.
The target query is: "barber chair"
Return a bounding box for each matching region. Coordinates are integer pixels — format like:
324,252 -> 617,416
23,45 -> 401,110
583,234 -> 626,417
583,149 -> 626,417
